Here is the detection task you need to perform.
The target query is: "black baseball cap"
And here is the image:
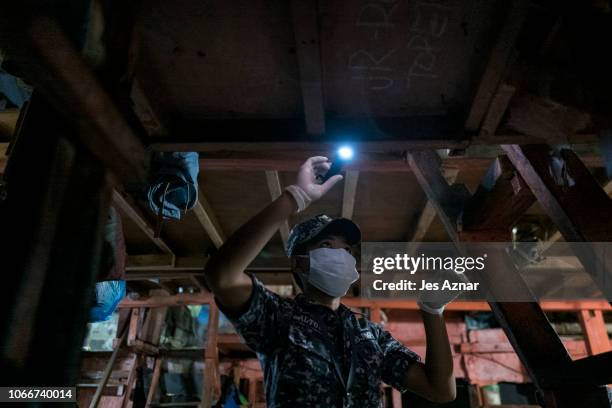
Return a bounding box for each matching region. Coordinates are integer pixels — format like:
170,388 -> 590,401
286,214 -> 361,257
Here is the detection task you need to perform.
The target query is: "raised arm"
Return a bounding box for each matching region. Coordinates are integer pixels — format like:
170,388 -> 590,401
203,157 -> 342,314
402,311 -> 456,403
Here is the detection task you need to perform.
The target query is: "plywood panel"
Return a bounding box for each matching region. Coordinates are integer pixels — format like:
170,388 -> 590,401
137,0 -> 302,119
320,0 -> 506,117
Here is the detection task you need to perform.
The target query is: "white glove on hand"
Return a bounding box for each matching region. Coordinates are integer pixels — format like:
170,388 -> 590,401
285,156 -> 343,212
417,271 -> 468,315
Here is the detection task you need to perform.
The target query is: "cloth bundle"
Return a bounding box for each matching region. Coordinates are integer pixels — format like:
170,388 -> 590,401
146,152 -> 199,220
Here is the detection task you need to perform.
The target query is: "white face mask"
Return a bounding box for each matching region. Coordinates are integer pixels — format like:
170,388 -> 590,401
298,247 -> 359,298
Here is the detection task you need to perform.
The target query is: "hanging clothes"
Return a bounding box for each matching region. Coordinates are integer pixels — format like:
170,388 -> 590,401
146,152 -> 199,220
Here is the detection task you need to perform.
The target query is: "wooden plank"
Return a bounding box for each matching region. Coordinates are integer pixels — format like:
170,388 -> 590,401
341,171 -> 359,220
579,310 -> 612,355
127,308 -> 140,347
479,84 -> 516,138
112,191 -> 174,255
410,168 -> 458,242
505,95 -> 593,143
202,301 -> 220,408
90,322 -> 128,408
127,254 -> 175,270
291,0 -> 325,135
465,0 -> 528,131
406,150 -> 471,243
192,192 -> 225,248
119,293 -> 212,308
145,358 -> 162,408
265,171 -> 290,248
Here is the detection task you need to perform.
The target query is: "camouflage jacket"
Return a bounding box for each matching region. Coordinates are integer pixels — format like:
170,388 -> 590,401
223,276 -> 421,408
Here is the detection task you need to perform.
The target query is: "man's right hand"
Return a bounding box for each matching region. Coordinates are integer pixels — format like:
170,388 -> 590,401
286,156 -> 344,212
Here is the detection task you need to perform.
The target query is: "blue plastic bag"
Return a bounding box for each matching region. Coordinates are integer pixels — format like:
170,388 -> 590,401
89,280 -> 126,323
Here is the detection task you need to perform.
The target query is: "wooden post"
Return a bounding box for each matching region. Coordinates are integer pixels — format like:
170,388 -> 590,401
90,316 -> 130,408
0,93 -> 113,386
145,358 -> 163,408
579,310 -> 612,355
201,301 -> 220,407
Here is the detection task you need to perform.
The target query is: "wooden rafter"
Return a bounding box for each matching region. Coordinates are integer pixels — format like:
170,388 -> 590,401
465,0 -> 528,132
410,168 -> 458,242
290,0 -> 325,135
112,190 -> 174,256
265,171 -> 291,249
341,170 -> 359,219
193,192 -> 225,248
478,84 -> 516,138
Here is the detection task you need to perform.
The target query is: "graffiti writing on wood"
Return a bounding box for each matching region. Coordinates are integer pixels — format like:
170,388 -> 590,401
349,0 -> 452,92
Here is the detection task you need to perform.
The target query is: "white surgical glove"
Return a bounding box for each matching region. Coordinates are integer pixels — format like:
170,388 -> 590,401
285,156 -> 343,212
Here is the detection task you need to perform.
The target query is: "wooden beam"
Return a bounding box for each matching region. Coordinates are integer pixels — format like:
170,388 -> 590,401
290,0 -> 325,135
406,151 -> 470,243
505,95 -> 593,143
192,192 -> 225,248
542,179 -> 612,251
407,149 -> 578,394
188,148 -> 604,173
265,171 -> 290,249
150,130 -> 598,154
112,191 -> 174,255
566,351 -> 612,387
119,292 -> 212,308
461,156 -> 535,233
120,293 -> 612,311
202,301 -> 220,407
341,170 -> 359,219
410,168 -> 458,241
479,84 -> 516,138
502,144 -> 612,298
465,0 -> 528,131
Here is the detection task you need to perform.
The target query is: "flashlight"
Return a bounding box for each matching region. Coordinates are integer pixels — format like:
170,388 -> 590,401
321,145 -> 354,182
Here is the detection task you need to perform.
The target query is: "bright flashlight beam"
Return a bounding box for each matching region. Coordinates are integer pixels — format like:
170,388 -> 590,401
337,146 -> 354,160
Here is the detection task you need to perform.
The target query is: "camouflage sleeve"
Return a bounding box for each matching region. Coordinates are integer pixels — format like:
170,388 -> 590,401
376,325 -> 422,392
220,275 -> 287,355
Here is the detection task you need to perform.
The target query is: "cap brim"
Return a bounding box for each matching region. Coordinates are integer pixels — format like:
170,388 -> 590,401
317,218 -> 361,246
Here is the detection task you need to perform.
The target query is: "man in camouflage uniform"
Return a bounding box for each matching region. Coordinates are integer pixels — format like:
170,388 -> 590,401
204,157 -> 456,407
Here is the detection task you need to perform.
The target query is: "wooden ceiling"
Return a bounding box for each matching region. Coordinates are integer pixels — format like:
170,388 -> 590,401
1,0 -> 611,294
